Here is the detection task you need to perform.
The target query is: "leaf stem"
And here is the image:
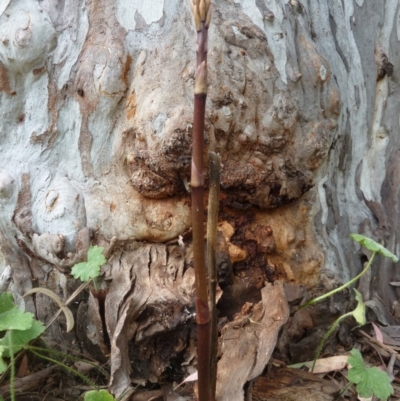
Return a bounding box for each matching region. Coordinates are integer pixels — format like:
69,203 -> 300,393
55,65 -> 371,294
206,151 -> 221,401
28,347 -> 98,389
9,330 -> 15,401
301,251 -> 377,309
312,311 -> 353,372
27,345 -> 109,378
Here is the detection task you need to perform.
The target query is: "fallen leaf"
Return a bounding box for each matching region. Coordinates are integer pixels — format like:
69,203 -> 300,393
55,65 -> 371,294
371,322 -> 384,344
289,355 -> 349,374
173,371 -> 198,390
24,288 -> 74,332
16,353 -> 29,378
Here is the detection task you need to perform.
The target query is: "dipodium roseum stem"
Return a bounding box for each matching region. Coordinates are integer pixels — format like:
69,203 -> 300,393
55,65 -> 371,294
190,1 -> 212,400
207,151 -> 221,401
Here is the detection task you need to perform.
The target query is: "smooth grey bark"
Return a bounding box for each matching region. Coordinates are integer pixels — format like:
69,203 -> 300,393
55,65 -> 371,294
0,0 -> 398,399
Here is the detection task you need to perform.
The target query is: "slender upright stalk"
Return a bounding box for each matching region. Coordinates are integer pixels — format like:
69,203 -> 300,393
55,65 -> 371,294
311,311 -> 352,372
207,152 -> 221,401
300,252 -> 377,309
9,330 -> 15,401
190,1 -> 212,400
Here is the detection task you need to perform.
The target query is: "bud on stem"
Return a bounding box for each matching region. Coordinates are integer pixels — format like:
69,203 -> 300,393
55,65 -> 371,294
191,0 -> 211,29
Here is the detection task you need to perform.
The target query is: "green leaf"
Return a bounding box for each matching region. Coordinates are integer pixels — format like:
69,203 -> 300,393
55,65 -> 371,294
356,367 -> 393,400
0,357 -> 7,374
0,308 -> 34,331
84,389 -> 116,401
0,293 -> 15,314
347,349 -> 365,384
71,246 -> 106,282
348,349 -> 394,400
352,289 -> 366,326
0,345 -> 6,374
0,320 -> 45,357
350,234 -> 399,262
87,246 -> 107,267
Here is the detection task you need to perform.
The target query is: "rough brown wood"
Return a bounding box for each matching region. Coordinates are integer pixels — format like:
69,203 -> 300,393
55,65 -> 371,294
216,282 -> 289,401
0,1 -> 398,400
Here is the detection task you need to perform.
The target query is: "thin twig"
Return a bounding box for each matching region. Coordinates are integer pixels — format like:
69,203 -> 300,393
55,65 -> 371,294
45,281 -> 90,330
301,252 -> 377,309
358,330 -> 400,363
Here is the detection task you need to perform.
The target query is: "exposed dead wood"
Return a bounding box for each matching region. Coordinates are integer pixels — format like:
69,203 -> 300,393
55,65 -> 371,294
0,1 -> 399,399
105,243 -> 195,398
216,282 -> 289,401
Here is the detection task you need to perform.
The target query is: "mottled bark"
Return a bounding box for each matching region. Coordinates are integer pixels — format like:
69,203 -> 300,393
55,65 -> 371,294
0,0 -> 398,400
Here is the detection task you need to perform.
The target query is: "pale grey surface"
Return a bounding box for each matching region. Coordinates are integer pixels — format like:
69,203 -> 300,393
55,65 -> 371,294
0,0 -> 399,399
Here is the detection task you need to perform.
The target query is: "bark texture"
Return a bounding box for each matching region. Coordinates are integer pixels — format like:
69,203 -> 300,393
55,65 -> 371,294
0,0 -> 398,399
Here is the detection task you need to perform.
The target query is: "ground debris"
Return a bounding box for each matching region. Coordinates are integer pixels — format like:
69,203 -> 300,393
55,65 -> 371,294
251,367 -> 340,401
216,281 -> 289,401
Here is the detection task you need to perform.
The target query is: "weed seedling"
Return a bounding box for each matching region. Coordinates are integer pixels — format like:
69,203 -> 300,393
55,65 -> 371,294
311,288 -> 365,371
71,245 -> 107,289
0,245 -> 114,401
296,234 -> 398,400
301,234 -> 398,309
0,292 -> 45,400
347,348 -> 394,400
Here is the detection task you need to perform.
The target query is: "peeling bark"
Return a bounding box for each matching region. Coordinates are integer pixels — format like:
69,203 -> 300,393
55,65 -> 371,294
0,1 -> 399,399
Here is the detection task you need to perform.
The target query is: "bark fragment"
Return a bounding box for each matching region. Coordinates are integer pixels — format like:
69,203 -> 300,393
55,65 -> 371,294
216,282 -> 289,401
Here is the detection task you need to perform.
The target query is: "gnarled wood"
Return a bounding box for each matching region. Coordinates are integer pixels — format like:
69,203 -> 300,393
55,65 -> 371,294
0,1 -> 398,399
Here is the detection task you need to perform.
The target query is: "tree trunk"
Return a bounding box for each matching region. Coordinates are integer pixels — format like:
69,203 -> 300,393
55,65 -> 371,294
0,0 -> 398,399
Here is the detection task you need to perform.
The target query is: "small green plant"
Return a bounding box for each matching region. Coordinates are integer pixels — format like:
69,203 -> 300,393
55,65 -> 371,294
84,389 -> 116,401
0,246 -> 109,401
301,234 -> 398,309
0,292 -> 46,400
296,234 -> 398,400
347,348 -> 393,400
69,246 -> 113,400
71,245 -> 106,286
311,288 -> 365,371
0,294 -> 107,400
304,235 -> 397,369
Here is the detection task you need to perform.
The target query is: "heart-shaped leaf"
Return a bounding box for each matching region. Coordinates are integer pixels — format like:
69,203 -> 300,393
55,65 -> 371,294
84,389 -> 115,401
71,246 -> 106,282
352,289 -> 366,326
350,234 -> 398,263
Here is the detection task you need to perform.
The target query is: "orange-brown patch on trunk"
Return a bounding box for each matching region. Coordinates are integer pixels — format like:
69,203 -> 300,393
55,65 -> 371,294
126,92 -> 137,119
0,62 -> 12,94
121,54 -> 132,86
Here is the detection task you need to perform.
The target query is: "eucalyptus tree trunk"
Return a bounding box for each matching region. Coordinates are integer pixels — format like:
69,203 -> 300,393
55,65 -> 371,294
0,0 -> 398,399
